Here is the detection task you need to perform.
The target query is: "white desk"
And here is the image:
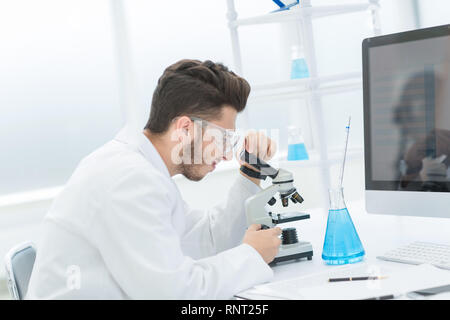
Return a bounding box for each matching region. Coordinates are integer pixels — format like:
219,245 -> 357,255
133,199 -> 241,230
244,199 -> 450,299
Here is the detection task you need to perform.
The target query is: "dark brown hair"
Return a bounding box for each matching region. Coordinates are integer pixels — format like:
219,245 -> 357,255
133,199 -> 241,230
144,59 -> 250,133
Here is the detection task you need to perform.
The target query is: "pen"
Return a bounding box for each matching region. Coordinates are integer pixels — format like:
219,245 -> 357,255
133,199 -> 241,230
328,276 -> 388,282
363,294 -> 401,300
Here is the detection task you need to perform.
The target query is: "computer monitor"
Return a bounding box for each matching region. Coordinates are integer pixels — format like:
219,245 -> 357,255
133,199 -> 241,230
363,24 -> 450,218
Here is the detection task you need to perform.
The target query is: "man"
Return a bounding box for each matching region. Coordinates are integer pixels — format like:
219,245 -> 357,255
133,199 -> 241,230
27,59 -> 281,299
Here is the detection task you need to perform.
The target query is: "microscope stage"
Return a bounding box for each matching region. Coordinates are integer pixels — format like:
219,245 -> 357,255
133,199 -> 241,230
271,211 -> 310,224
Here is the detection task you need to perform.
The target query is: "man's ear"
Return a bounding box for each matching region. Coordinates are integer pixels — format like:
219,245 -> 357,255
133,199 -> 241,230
174,116 -> 192,142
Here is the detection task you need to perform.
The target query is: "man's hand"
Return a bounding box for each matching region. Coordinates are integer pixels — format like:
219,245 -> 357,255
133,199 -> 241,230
243,224 -> 282,264
238,131 -> 277,185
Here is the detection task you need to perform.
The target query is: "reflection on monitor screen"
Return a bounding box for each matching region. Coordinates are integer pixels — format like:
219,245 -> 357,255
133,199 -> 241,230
366,32 -> 450,192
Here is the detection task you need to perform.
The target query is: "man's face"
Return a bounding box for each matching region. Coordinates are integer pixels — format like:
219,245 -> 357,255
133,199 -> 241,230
180,106 -> 237,181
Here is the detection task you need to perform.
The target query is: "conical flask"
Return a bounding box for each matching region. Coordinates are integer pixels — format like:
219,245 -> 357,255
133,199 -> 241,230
322,187 -> 365,265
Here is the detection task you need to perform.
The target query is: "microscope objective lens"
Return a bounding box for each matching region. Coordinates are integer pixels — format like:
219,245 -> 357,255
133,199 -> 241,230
292,192 -> 304,203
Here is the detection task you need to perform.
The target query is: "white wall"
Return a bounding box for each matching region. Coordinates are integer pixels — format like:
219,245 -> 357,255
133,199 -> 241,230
0,0 -> 123,195
418,0 -> 450,27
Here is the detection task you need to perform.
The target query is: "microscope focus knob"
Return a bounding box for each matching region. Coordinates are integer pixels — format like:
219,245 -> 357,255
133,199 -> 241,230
281,228 -> 299,245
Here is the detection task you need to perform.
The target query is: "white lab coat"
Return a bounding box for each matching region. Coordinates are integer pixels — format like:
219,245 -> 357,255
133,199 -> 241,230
26,128 -> 273,299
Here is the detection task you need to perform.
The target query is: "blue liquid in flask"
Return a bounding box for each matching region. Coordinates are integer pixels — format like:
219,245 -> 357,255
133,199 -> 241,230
291,58 -> 310,79
287,143 -> 309,161
322,188 -> 365,265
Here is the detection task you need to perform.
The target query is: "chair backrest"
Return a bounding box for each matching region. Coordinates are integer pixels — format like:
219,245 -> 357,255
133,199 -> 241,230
4,242 -> 36,300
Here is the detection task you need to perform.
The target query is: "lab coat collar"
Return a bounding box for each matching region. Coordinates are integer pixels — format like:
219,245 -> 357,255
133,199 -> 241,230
114,127 -> 171,179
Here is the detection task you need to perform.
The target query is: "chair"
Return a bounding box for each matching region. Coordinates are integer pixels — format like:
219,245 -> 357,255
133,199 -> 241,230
4,242 -> 36,300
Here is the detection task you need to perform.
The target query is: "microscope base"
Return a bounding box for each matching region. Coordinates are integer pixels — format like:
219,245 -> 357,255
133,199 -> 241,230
269,241 -> 313,266
269,251 -> 313,266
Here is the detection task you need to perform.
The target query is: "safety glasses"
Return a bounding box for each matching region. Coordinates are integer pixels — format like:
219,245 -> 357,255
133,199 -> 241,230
190,116 -> 240,155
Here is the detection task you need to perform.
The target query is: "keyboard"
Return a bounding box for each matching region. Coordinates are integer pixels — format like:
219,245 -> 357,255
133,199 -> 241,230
377,241 -> 450,270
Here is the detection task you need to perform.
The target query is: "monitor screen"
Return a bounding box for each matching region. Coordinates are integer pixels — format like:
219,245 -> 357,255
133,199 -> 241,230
363,25 -> 450,193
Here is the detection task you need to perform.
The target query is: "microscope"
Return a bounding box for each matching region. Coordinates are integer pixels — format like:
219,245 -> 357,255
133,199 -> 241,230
240,150 -> 313,265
